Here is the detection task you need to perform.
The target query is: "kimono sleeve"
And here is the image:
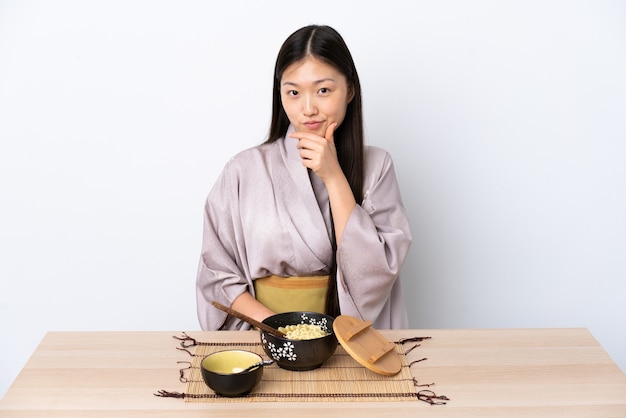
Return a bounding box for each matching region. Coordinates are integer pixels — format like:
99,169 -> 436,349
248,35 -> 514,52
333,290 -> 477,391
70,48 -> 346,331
196,159 -> 253,331
335,147 -> 412,326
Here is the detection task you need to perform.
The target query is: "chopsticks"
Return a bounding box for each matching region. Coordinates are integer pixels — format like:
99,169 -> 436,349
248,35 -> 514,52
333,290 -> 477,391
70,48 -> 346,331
211,301 -> 286,338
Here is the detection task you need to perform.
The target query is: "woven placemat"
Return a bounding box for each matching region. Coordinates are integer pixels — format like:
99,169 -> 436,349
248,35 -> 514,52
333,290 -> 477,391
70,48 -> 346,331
167,335 -> 430,403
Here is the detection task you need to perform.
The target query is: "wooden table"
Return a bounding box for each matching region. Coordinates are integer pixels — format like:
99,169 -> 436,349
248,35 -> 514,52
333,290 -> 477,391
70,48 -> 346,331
1,329 -> 625,417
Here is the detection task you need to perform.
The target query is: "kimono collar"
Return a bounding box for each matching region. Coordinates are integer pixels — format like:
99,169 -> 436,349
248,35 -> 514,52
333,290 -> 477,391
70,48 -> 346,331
283,125 -> 303,174
279,125 -> 333,266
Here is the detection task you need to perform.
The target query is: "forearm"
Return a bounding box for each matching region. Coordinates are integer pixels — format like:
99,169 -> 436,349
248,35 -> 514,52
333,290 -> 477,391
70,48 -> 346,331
324,173 -> 356,245
231,291 -> 275,324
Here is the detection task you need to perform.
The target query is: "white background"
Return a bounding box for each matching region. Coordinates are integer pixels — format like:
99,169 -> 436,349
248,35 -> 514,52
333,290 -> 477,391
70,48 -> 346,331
1,0 -> 625,398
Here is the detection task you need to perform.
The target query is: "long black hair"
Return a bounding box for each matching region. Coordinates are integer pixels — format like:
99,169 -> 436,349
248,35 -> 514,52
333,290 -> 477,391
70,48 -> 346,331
265,25 -> 365,317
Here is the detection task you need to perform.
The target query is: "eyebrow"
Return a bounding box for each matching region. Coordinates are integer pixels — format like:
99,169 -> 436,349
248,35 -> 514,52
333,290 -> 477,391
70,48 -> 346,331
281,78 -> 336,87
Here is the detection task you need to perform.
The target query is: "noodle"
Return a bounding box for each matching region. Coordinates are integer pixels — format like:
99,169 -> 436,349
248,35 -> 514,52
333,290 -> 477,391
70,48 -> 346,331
278,324 -> 329,340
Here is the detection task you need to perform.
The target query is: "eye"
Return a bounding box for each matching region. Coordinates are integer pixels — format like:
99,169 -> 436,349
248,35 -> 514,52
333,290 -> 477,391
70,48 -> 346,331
286,90 -> 299,97
318,87 -> 330,94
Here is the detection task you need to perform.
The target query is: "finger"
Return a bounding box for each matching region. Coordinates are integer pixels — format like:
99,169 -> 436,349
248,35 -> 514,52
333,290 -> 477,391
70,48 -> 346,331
290,131 -> 323,143
325,122 -> 338,143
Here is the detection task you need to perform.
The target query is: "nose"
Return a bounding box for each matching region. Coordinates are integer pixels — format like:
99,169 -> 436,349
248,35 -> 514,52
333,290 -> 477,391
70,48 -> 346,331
303,94 -> 318,116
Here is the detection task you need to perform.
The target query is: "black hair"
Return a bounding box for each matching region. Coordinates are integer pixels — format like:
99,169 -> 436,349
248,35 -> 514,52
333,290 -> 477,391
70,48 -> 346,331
265,25 -> 365,316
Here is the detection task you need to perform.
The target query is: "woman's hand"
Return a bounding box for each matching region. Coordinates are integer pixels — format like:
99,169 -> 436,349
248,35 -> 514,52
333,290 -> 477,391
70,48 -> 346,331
290,122 -> 356,245
290,122 -> 341,183
231,292 -> 275,324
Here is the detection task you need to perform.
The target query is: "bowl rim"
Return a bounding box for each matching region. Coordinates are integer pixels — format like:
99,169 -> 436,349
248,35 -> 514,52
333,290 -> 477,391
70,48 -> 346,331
201,349 -> 263,376
261,311 -> 337,342
263,311 -> 335,320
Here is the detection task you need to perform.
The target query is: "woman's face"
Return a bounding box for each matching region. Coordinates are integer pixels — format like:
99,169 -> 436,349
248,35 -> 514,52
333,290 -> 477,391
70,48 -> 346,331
280,56 -> 353,137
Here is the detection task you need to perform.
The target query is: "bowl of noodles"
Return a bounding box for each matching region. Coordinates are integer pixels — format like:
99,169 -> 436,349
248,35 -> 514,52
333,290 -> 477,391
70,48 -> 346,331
260,311 -> 338,371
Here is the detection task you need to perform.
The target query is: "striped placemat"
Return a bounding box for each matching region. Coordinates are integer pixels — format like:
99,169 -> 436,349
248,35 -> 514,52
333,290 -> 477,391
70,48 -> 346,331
165,335 -> 430,403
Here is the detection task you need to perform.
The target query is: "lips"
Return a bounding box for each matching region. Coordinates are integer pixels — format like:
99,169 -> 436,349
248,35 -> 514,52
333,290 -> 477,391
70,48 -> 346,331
303,121 -> 323,131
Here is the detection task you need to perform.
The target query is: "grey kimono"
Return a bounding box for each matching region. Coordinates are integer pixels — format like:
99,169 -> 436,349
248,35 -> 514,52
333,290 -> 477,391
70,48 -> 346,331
196,128 -> 412,330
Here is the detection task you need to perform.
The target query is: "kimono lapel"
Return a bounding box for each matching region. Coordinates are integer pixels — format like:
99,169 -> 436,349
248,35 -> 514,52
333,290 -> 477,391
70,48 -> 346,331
277,126 -> 333,270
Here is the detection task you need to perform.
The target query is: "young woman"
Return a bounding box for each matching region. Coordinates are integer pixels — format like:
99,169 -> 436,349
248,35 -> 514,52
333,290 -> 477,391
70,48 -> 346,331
196,25 -> 411,330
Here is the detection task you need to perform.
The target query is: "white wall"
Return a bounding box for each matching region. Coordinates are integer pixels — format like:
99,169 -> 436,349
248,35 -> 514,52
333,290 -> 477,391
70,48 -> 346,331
1,0 -> 625,398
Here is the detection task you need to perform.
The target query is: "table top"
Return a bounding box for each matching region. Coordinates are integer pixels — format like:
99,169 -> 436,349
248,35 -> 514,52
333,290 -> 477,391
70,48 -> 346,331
1,328 -> 625,417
